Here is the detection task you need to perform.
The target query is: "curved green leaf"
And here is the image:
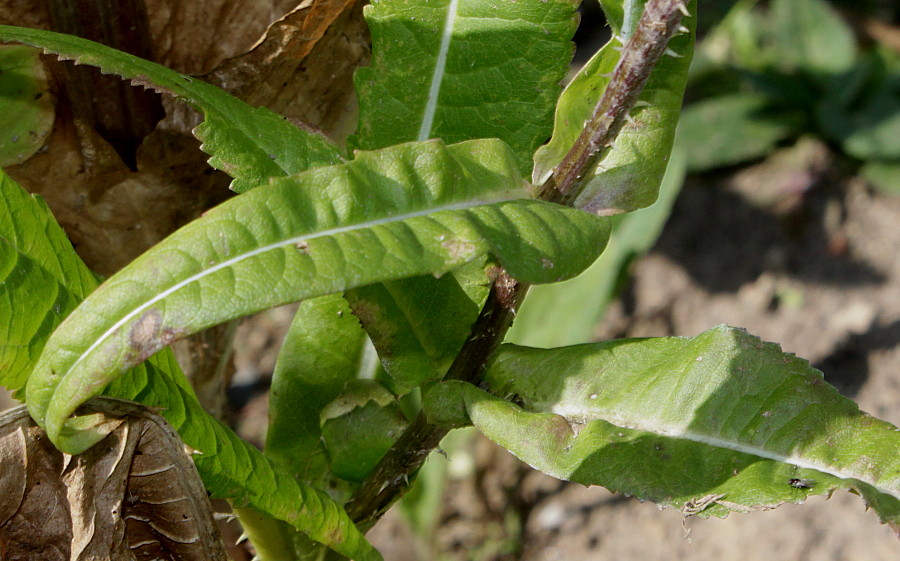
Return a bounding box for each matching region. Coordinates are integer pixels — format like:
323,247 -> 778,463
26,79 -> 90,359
353,0 -> 579,173
508,148 -> 686,347
266,294 -> 368,482
0,168 -> 190,407
0,25 -> 342,192
0,170 -> 380,559
0,45 -> 54,167
533,0 -> 696,214
26,138 -> 610,453
457,326 -> 900,524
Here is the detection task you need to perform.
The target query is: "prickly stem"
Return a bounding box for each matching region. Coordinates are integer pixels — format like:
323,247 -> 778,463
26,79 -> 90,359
346,0 -> 690,530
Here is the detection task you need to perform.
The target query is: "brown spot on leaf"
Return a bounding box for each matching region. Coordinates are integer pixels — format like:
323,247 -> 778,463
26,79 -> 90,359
128,309 -> 186,363
441,238 -> 478,262
130,309 -> 163,352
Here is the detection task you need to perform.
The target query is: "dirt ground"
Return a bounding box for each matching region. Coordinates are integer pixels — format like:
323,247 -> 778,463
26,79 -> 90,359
361,149 -> 900,560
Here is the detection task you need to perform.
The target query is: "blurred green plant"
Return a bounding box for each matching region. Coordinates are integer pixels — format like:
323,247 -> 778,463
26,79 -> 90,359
680,0 -> 900,194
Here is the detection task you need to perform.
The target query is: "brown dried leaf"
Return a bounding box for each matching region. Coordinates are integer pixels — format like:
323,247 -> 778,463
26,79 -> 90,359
4,115 -> 232,276
205,0 -> 369,142
0,398 -> 228,561
147,0 -> 304,75
45,0 -> 165,170
0,0 -> 50,30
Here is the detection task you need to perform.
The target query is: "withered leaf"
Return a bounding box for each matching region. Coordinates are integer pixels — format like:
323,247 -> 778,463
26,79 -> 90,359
205,0 -> 369,143
0,398 -> 228,561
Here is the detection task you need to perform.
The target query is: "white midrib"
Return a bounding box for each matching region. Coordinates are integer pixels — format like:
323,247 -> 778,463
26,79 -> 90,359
550,404 -> 896,499
418,0 -> 459,141
63,197 -> 514,380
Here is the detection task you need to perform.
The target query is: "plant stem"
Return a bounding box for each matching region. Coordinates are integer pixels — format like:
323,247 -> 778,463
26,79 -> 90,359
347,0 -> 688,529
346,271 -> 525,526
534,0 -> 690,207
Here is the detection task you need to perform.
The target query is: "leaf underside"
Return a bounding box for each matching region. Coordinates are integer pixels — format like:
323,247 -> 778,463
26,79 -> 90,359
0,169 -> 383,560
445,326 -> 899,525
26,138 -> 609,454
533,0 -> 696,215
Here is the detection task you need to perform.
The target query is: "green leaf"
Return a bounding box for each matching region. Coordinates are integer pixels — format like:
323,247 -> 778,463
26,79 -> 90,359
353,0 -> 579,174
0,170 -> 380,559
508,148 -> 686,347
260,296 -> 393,560
344,262 -> 488,393
678,93 -> 801,172
348,0 -> 579,394
458,326 -> 900,524
0,169 -> 95,298
770,0 -> 856,76
266,294 -> 368,482
817,48 -> 900,161
250,295 -> 368,561
0,167 -> 189,408
320,380 -> 410,482
0,45 -> 54,167
0,169 -> 97,391
533,0 -> 696,214
26,138 -> 610,453
348,0 -> 575,395
0,25 -> 343,192
101,350 -> 382,561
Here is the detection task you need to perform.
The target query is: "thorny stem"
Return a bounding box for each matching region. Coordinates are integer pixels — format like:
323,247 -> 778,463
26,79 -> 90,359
346,270 -> 525,526
534,0 -> 690,207
347,0 -> 689,529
